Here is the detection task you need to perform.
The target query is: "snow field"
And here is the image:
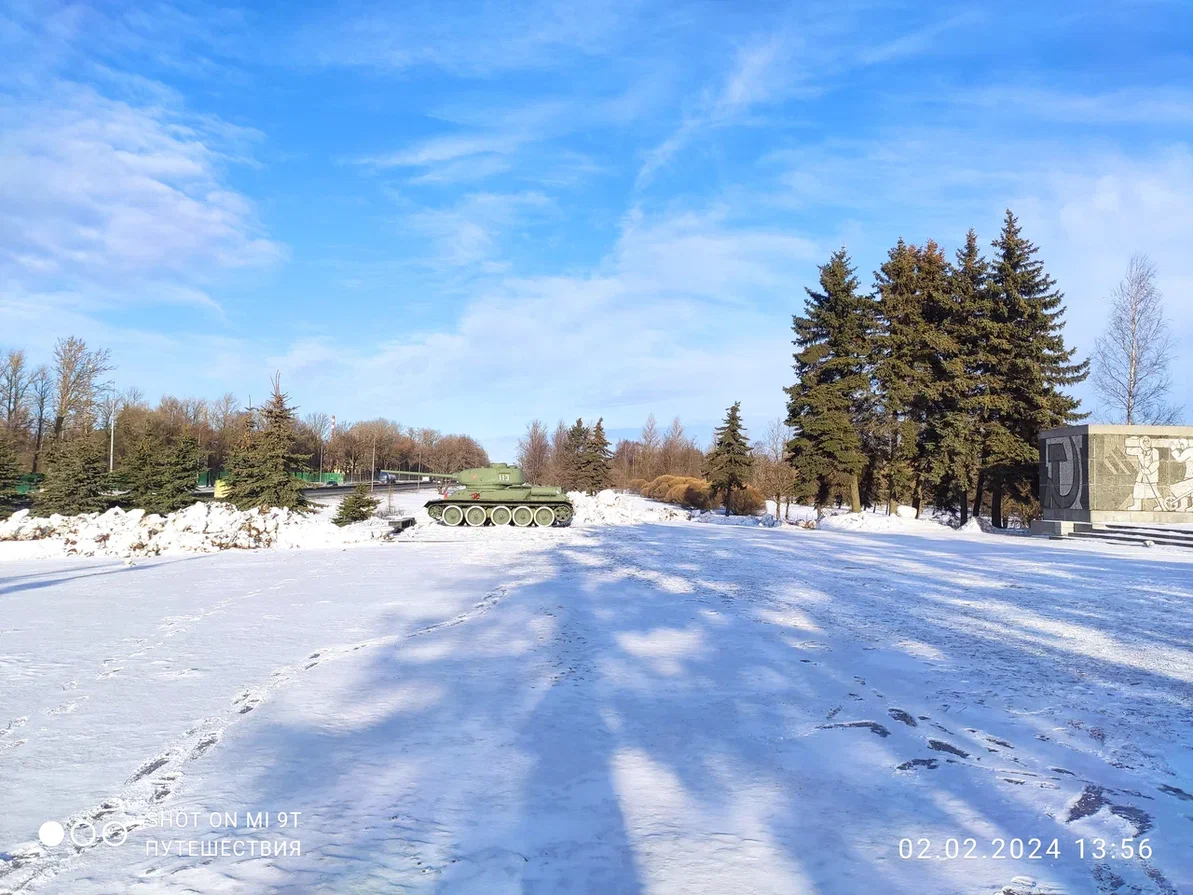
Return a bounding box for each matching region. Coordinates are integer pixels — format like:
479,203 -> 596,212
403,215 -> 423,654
2,516 -> 1191,894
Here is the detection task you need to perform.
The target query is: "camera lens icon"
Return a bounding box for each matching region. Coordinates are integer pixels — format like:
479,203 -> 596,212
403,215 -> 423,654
40,819 -> 128,848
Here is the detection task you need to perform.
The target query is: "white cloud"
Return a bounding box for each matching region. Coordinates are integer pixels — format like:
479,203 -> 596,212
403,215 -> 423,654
0,81 -> 283,317
858,11 -> 980,65
966,87 -> 1193,126
360,132 -> 525,169
261,208 -> 818,441
403,191 -> 555,269
636,33 -> 797,189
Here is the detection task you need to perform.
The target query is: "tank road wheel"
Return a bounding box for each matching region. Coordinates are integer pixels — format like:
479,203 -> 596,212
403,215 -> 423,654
441,505 -> 464,526
490,505 -> 513,526
427,504 -> 444,522
465,505 -> 487,527
512,506 -> 534,527
533,506 -> 556,528
553,504 -> 573,526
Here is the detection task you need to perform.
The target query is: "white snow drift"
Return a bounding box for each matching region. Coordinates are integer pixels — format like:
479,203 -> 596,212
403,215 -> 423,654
0,503 -> 393,559
567,489 -> 689,525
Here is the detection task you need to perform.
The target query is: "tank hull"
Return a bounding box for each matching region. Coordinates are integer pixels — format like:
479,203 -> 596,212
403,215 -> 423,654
425,495 -> 573,527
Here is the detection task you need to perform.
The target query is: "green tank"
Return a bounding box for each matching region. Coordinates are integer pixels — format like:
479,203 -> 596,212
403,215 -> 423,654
382,463 -> 573,527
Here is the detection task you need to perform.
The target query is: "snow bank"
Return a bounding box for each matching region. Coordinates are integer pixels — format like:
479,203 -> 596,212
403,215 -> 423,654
764,501 -> 819,525
690,510 -> 779,527
0,503 -> 393,559
818,509 -> 993,535
567,490 -> 688,525
817,511 -> 930,533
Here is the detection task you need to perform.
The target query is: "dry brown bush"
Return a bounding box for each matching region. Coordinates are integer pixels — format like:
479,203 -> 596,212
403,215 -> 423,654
642,475 -> 719,510
627,478 -> 647,493
726,484 -> 766,515
642,475 -> 682,499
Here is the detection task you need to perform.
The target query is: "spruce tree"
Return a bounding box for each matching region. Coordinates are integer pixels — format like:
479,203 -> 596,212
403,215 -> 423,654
708,402 -> 752,514
224,380 -> 308,511
913,240 -> 978,521
37,436 -> 112,516
985,210 -> 1089,527
118,436 -> 201,515
872,238 -> 926,513
949,230 -> 996,525
785,249 -> 876,511
0,437 -> 24,519
117,437 -> 161,511
155,436 -> 200,514
561,418 -> 589,492
578,418 -> 612,495
333,483 -> 380,526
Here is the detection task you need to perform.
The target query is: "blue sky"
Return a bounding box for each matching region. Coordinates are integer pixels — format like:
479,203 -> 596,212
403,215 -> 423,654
2,1 -> 1191,459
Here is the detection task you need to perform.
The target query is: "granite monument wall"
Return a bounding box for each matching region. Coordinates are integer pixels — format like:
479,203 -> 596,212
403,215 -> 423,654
1039,425 -> 1193,525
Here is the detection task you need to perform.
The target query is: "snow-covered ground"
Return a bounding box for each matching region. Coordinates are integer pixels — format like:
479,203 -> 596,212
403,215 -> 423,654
2,498 -> 1192,894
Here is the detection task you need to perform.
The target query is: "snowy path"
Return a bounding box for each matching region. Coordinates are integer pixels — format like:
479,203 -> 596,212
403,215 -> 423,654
2,523 -> 1192,893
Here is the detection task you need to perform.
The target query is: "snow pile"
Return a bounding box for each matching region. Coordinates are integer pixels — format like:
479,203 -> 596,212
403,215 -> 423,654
0,503 -> 393,558
816,511 -> 928,533
567,490 -> 688,525
959,515 -> 994,533
690,510 -> 779,527
770,503 -> 817,524
817,509 -> 996,535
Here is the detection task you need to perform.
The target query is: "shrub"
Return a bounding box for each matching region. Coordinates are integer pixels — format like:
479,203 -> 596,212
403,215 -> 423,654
642,475 -> 682,500
664,478 -> 717,510
725,484 -> 766,516
627,478 -> 647,493
640,475 -> 719,510
334,483 -> 380,526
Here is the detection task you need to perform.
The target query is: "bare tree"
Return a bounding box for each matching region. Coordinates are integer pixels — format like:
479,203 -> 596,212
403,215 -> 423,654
51,336 -> 115,438
638,414 -> 660,481
29,365 -> 53,472
1,349 -> 30,432
97,388 -> 127,471
516,419 -> 550,483
543,420 -> 569,486
751,418 -> 797,520
1092,255 -> 1180,424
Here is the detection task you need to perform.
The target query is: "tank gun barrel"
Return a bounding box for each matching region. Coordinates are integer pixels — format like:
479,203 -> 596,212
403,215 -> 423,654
379,469 -> 459,482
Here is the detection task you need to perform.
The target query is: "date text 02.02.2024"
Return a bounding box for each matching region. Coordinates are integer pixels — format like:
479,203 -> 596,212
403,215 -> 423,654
898,837 -> 1153,861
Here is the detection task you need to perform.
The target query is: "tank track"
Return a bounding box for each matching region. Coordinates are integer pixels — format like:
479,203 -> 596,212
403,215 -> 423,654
426,500 -> 573,527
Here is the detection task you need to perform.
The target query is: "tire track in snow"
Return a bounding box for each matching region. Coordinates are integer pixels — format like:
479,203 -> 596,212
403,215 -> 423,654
0,585 -> 511,893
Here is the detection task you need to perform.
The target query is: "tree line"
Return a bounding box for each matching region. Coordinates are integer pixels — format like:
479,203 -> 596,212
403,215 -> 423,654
0,335 -> 489,519
785,210 -> 1088,527
516,418 -> 614,494
517,414 -> 713,495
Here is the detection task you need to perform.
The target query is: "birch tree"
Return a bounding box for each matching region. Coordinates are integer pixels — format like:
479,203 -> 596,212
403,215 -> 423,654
1092,255 -> 1179,425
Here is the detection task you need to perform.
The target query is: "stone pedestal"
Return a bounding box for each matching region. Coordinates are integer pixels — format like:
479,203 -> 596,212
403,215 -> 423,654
1039,425 -> 1193,525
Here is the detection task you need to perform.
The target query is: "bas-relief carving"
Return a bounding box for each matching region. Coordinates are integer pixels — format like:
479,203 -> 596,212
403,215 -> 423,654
1121,435 -> 1193,512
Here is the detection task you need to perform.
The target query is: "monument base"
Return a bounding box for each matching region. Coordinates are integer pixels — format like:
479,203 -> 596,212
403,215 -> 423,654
1030,519 -> 1075,538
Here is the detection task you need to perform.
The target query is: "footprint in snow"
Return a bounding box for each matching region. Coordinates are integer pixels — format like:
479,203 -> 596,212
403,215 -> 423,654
818,721 -> 891,738
927,739 -> 970,758
896,758 -> 938,771
887,708 -> 917,727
